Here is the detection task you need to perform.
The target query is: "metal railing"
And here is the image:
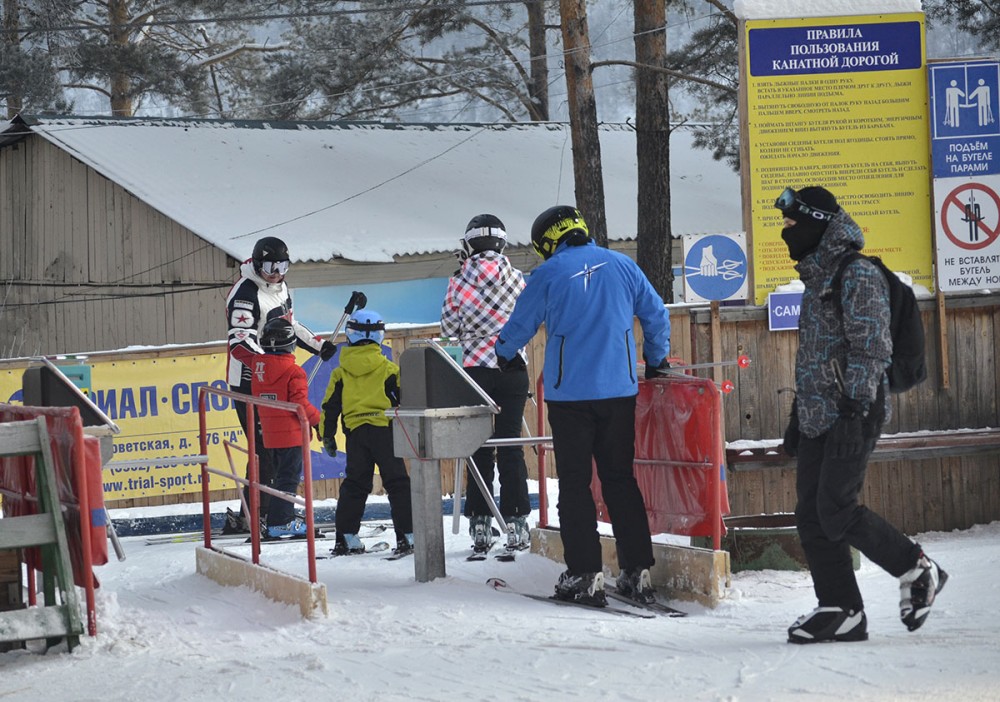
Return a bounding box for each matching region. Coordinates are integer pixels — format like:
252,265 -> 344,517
196,386 -> 319,583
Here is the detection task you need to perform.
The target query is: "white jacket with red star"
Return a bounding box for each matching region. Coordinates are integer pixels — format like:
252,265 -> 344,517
225,259 -> 324,393
440,250 -> 526,368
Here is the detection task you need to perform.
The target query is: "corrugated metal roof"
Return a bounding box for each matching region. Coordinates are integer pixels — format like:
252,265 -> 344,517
3,115 -> 742,264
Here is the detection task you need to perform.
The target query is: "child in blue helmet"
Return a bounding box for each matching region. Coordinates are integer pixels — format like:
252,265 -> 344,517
320,309 -> 413,556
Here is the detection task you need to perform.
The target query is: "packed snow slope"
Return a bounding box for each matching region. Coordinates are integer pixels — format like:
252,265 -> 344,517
1,505 -> 997,702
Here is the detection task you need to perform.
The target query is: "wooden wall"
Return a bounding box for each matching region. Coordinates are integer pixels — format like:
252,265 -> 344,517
684,295 -> 1000,533
0,135 -> 236,358
687,297 -> 1000,441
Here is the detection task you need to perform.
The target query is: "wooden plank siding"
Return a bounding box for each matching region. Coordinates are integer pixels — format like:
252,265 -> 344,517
1,134 -> 235,358
695,297 -> 1000,535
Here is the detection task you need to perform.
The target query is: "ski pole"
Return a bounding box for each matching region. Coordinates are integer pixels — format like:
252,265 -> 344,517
465,455 -> 510,540
306,291 -> 367,386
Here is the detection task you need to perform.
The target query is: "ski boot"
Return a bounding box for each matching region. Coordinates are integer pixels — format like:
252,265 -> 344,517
616,567 -> 656,604
266,517 -> 308,539
553,570 -> 607,607
506,516 -> 531,551
222,507 -> 249,535
392,533 -> 414,557
788,606 -> 868,644
468,515 -> 494,558
330,532 -> 366,556
899,552 -> 948,631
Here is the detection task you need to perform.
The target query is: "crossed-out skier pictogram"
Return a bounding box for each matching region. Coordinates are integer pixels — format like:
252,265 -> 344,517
941,182 -> 1000,250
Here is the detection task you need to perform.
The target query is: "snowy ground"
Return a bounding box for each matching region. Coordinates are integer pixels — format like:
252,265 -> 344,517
1,487 -> 998,702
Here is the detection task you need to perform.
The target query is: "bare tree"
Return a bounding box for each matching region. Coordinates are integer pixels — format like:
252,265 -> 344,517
633,0 -> 672,301
525,0 -> 549,120
559,0 -> 607,246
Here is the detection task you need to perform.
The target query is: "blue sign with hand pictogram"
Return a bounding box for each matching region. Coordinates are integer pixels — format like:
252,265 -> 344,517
682,233 -> 748,302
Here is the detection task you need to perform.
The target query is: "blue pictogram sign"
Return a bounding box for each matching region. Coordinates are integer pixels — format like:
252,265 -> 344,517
683,234 -> 748,302
929,60 -> 1000,178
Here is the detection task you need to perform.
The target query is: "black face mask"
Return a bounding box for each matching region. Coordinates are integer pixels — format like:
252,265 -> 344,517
781,220 -> 826,261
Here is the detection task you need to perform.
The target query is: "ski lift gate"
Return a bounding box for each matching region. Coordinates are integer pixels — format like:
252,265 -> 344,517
392,341 -> 496,582
536,374 -> 730,550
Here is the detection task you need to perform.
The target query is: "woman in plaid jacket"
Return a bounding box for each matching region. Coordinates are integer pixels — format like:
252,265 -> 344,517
441,214 -> 529,557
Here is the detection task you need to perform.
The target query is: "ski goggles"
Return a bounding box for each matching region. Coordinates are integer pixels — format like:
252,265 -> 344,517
347,319 -> 385,333
774,187 -> 835,221
261,260 -> 290,276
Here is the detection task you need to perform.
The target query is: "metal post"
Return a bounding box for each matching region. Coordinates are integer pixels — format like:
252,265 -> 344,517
452,458 -> 464,535
410,457 -> 446,582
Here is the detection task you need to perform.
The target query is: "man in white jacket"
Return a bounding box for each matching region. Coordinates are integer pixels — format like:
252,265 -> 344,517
224,236 -> 334,533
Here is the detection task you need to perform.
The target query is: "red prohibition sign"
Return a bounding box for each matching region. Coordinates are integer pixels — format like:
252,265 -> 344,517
941,183 -> 1000,250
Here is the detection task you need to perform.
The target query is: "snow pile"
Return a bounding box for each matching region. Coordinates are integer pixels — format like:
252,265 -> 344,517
0,495 -> 996,701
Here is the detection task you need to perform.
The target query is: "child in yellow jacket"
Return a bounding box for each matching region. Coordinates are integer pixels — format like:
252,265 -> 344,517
321,309 -> 412,556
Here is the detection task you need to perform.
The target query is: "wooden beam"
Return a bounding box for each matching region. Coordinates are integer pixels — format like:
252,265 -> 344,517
195,546 -> 328,619
936,289 -> 950,389
727,429 -> 1000,471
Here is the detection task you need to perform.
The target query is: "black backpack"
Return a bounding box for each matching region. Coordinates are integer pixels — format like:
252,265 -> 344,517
831,252 -> 927,393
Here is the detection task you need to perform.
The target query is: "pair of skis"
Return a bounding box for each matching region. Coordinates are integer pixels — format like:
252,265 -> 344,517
146,521 -> 389,546
486,578 -> 687,619
316,524 -> 412,560
467,541 -> 529,562
319,541 -> 413,561
143,523 -> 332,545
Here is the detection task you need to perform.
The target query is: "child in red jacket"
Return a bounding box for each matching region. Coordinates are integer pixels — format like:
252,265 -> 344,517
251,318 -> 321,538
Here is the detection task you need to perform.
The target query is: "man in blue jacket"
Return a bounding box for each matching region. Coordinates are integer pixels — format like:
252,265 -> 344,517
495,205 -> 671,607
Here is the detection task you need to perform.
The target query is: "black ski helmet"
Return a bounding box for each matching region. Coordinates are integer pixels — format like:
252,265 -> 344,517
252,236 -> 290,275
462,214 -> 508,256
260,318 -> 296,354
530,205 -> 589,260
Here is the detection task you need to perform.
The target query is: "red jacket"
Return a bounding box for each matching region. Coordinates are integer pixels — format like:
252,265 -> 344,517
250,352 -> 320,449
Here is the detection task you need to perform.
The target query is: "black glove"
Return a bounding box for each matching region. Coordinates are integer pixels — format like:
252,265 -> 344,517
828,396 -> 866,461
782,399 -> 800,458
320,341 -> 336,362
323,436 -> 337,457
644,356 -> 671,380
497,353 -> 526,372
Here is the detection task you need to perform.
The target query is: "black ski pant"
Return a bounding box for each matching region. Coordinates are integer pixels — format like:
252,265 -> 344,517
796,430 -> 922,611
265,446 -> 302,527
463,366 -> 531,519
547,396 -> 653,575
234,396 -> 274,519
336,423 -> 413,542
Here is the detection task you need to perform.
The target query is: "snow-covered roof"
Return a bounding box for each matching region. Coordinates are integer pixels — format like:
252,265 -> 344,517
4,116 -> 742,264
734,0 -> 922,20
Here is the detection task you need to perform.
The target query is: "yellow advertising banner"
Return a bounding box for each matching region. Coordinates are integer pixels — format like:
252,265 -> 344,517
0,348 -> 344,501
744,13 -> 934,304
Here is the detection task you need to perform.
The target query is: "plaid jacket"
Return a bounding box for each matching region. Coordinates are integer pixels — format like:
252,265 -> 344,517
441,251 -> 526,368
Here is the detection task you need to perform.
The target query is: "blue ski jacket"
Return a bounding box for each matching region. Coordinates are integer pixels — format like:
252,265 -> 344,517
495,239 -> 670,402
